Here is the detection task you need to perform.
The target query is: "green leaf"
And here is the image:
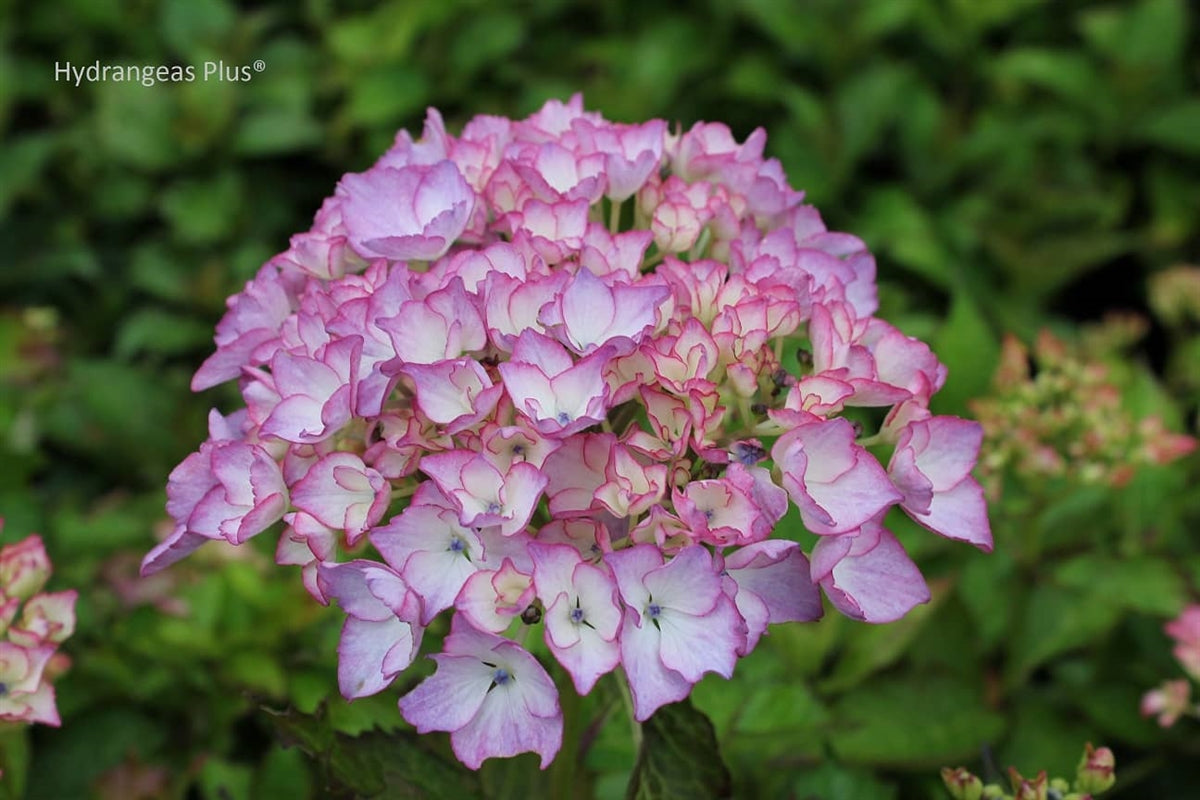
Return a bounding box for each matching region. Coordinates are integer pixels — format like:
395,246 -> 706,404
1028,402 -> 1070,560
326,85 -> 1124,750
93,81 -> 178,170
852,0 -> 918,40
200,759 -> 254,800
957,550 -> 1019,652
343,65 -> 429,128
43,359 -> 188,482
0,134 -> 57,216
768,611 -> 843,678
256,745 -> 313,800
161,172 -> 244,245
326,691 -> 406,736
1063,664 -> 1163,747
930,293 -> 1000,415
159,0 -> 236,58
1054,555 -> 1186,617
827,676 -> 1006,766
52,492 -> 166,555
1079,0 -> 1186,69
627,698 -> 732,800
993,230 -> 1136,301
858,187 -> 954,290
224,650 -> 288,698
1145,161 -> 1200,248
234,108 -> 324,156
268,707 -> 482,799
739,680 -> 829,735
990,48 -> 1106,108
834,65 -> 915,170
791,762 -> 898,800
27,708 -> 166,800
1005,583 -> 1122,687
449,12 -> 525,77
1138,100 -> 1200,156
114,308 -> 213,360
289,670 -> 332,716
819,586 -> 943,693
997,696 -> 1096,782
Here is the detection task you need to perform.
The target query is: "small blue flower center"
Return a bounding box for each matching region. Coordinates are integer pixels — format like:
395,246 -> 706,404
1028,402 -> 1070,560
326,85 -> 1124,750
448,536 -> 466,553
731,441 -> 766,466
485,501 -> 502,515
647,603 -> 662,619
492,667 -> 511,686
569,607 -> 586,624
556,411 -> 571,425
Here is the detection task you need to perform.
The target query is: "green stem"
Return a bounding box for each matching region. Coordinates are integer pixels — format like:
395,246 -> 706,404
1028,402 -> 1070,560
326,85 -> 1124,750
550,666 -> 583,800
687,226 -> 712,261
609,198 -> 623,233
615,669 -> 643,751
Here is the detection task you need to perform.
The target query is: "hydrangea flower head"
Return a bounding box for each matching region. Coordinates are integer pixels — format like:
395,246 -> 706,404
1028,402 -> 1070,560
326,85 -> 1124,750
146,97 -> 992,768
0,523 -> 76,727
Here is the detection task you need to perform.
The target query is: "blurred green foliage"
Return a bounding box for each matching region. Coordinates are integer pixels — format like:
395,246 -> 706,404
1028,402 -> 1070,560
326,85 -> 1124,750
2,0 -> 1199,797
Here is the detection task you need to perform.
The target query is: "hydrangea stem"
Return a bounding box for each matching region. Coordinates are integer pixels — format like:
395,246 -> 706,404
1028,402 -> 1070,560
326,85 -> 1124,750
614,668 -> 643,751
549,663 -> 583,800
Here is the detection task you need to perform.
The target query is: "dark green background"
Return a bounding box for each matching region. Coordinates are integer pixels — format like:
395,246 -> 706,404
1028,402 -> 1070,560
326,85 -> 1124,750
2,0 -> 1199,797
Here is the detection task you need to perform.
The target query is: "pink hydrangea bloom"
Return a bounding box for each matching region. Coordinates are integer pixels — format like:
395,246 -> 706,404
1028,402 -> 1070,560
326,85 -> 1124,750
888,415 -> 992,551
809,518 -> 930,623
0,526 -> 76,728
529,542 -> 622,694
772,416 -> 902,535
318,561 -> 424,699
143,440 -> 288,574
607,545 -> 745,720
498,331 -> 614,436
338,161 -> 475,261
399,616 -> 562,769
419,449 -> 547,536
1141,679 -> 1193,728
1166,605 -> 1200,680
149,97 -> 994,769
0,534 -> 51,601
721,540 -> 822,653
289,452 -> 389,544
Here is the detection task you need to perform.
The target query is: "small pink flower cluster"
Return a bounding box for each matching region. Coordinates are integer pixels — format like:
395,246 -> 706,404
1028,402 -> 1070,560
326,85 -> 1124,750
1141,605 -> 1200,727
0,523 -> 76,727
145,97 -> 991,768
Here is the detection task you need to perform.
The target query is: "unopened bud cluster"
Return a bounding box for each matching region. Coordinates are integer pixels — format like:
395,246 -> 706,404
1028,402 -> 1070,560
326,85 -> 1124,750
943,743 -> 1115,800
971,329 -> 1195,494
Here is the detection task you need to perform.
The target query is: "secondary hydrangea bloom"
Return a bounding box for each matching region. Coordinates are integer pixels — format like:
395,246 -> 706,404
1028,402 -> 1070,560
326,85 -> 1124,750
1141,604 -> 1200,728
0,523 -> 77,727
145,97 -> 993,768
971,327 -> 1196,496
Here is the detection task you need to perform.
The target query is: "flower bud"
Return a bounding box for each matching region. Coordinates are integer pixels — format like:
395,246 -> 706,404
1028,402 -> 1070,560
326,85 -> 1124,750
1009,767 -> 1048,800
1075,743 -> 1115,795
520,602 -> 543,625
941,767 -> 983,800
0,535 -> 51,602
